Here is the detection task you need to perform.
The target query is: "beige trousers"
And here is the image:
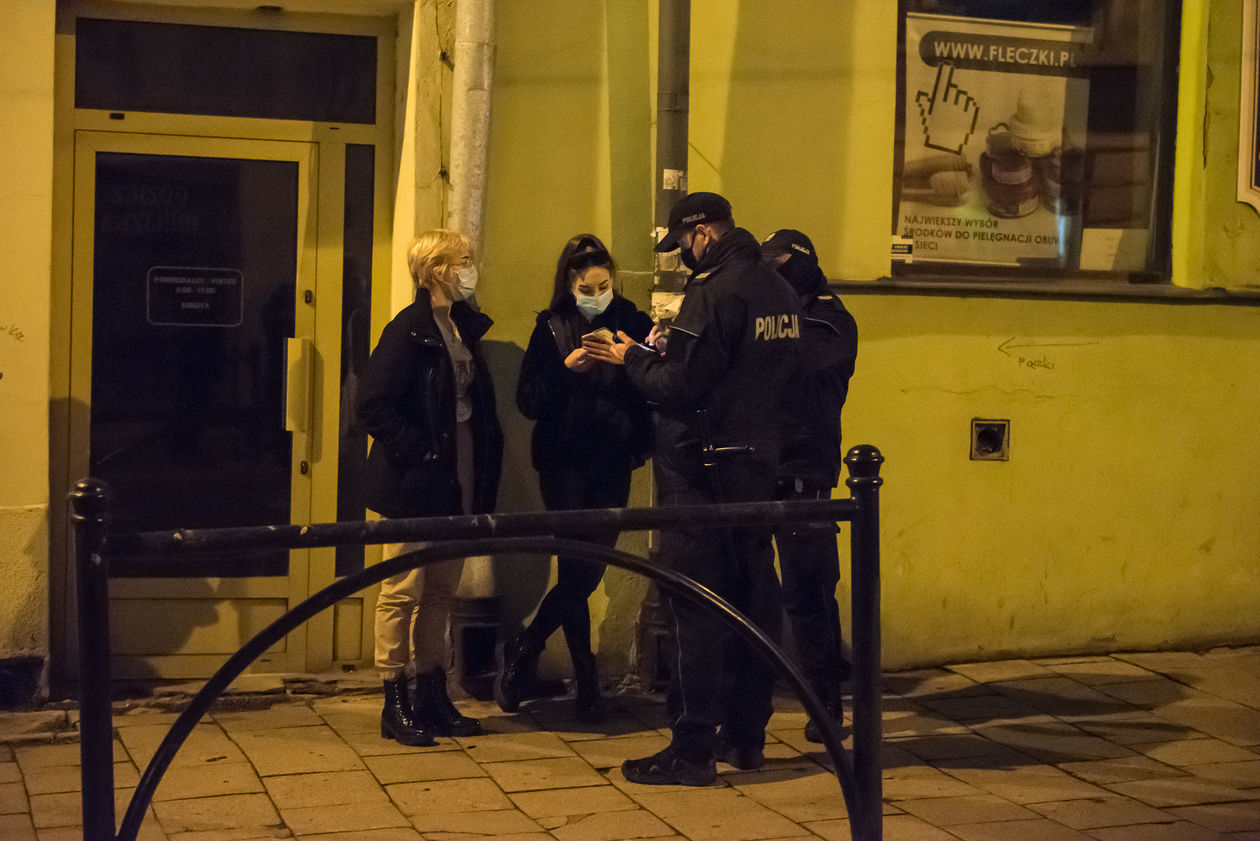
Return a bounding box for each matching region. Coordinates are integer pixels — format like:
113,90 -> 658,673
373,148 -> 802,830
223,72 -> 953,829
373,421 -> 474,679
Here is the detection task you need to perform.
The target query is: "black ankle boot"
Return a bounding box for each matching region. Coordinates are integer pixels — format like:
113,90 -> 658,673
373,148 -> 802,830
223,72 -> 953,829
416,668 -> 480,736
380,678 -> 435,747
714,729 -> 765,770
804,680 -> 846,744
493,633 -> 544,713
572,651 -> 606,723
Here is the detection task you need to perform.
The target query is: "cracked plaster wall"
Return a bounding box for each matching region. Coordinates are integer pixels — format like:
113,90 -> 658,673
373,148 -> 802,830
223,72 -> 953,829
838,295 -> 1260,668
0,4 -> 54,674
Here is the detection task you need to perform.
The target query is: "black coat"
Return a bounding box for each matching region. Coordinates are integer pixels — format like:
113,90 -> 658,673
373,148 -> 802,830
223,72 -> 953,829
357,291 -> 504,519
622,228 -> 803,495
778,287 -> 858,488
516,296 -> 654,472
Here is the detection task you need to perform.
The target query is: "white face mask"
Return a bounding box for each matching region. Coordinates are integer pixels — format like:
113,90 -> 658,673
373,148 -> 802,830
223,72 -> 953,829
453,265 -> 479,301
575,287 -> 613,318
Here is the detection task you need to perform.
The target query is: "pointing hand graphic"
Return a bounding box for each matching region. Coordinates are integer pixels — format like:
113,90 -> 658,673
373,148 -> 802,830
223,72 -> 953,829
915,64 -> 979,155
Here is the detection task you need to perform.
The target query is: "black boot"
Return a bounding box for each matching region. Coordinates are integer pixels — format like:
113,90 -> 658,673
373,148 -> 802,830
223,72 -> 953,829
572,651 -> 606,723
804,679 -> 846,744
494,632 -> 547,713
714,728 -> 765,770
622,745 -> 716,786
380,678 -> 435,747
416,668 -> 481,736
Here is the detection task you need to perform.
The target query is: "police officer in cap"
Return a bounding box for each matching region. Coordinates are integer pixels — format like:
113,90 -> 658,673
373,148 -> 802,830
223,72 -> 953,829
583,192 -> 802,785
761,228 -> 858,743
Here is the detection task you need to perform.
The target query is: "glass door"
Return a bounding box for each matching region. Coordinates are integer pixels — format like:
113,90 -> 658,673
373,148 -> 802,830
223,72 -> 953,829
72,131 -> 320,679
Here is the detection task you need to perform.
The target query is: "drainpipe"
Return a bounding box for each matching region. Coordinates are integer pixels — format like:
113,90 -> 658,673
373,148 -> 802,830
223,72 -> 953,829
446,0 -> 495,254
654,0 -> 690,290
446,0 -> 499,695
639,0 -> 690,689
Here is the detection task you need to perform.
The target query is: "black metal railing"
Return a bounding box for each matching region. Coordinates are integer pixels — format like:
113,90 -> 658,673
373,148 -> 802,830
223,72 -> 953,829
71,444 -> 883,841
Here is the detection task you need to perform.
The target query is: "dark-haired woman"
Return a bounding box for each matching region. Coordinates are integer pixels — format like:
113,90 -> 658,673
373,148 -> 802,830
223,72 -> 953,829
496,234 -> 654,722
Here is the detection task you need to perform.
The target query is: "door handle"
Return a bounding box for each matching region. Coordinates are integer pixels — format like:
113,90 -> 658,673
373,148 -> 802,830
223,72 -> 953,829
285,337 -> 313,434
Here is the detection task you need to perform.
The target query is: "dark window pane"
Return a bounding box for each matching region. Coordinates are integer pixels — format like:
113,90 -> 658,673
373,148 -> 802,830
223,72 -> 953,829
91,152 -> 298,577
336,145 -> 374,578
909,1 -> 1094,24
76,18 -> 376,124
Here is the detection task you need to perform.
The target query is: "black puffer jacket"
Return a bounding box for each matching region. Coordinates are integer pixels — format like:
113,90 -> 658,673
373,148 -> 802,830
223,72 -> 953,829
357,290 -> 504,519
516,295 -> 654,471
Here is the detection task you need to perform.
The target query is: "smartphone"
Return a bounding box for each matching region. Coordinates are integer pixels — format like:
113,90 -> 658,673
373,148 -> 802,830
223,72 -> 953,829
582,327 -> 616,344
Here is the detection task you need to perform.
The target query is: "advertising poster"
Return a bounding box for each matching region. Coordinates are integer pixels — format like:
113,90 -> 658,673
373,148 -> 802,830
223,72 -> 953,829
899,14 -> 1093,266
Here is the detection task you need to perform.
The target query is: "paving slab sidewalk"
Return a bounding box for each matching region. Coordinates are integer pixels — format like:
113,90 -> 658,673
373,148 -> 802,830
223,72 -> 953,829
0,646 -> 1257,840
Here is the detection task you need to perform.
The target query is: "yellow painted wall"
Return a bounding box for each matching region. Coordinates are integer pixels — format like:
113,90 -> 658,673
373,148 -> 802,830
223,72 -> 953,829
480,0 -> 656,676
0,3 -> 55,664
3,0 -> 1257,684
480,0 -> 1260,672
688,0 -> 895,281
683,0 -> 1260,667
840,293 -> 1260,666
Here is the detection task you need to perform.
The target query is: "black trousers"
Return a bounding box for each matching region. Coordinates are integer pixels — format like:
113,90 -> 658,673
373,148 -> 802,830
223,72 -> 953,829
527,462 -> 635,659
774,480 -> 849,686
659,462 -> 783,758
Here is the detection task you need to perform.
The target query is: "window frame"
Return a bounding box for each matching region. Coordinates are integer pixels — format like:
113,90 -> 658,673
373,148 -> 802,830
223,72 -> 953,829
889,0 -> 1183,289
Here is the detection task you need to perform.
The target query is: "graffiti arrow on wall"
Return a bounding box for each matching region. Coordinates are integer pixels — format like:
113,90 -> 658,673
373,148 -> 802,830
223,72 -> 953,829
997,337 -> 1098,356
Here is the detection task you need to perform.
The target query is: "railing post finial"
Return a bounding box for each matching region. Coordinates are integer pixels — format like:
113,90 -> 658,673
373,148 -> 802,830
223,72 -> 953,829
842,445 -> 883,841
70,478 -> 112,529
844,444 -> 884,489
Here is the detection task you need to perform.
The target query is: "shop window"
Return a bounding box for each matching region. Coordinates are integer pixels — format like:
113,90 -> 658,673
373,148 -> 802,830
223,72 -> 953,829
893,0 -> 1179,282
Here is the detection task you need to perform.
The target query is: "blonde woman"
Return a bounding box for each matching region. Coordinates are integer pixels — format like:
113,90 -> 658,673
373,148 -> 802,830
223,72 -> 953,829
357,230 -> 504,745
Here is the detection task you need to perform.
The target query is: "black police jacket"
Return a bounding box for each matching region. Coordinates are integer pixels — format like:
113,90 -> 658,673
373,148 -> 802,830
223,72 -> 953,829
778,284 -> 858,488
357,290 -> 504,519
623,227 -> 802,494
516,296 -> 655,472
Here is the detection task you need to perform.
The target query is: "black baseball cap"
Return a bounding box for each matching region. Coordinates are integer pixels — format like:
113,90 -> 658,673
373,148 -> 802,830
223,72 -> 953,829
655,192 -> 733,252
761,229 -> 817,264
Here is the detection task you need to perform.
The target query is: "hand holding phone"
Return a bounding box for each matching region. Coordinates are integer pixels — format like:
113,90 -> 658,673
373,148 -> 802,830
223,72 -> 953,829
582,328 -> 630,365
646,323 -> 669,354
582,327 -> 616,344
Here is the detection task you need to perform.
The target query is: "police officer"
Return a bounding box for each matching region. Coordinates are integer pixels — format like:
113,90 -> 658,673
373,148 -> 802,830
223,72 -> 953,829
582,192 -> 802,785
761,229 -> 858,743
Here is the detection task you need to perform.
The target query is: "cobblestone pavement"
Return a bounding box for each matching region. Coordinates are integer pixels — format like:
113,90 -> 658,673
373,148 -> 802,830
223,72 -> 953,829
1,646 -> 1258,840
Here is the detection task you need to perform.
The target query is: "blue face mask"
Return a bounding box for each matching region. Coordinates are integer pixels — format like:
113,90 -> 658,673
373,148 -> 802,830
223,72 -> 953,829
575,287 -> 613,318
